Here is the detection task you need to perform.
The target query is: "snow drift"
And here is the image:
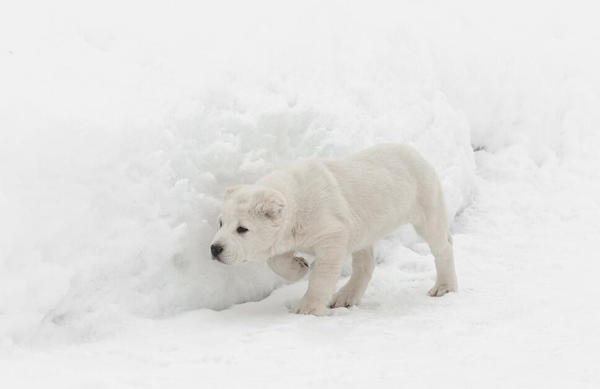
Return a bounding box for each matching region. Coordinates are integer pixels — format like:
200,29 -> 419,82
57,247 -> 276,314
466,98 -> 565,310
0,0 -> 598,343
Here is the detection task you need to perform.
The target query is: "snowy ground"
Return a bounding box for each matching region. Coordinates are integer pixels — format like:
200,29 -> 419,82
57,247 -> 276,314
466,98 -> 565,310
2,1 -> 600,388
3,148 -> 599,388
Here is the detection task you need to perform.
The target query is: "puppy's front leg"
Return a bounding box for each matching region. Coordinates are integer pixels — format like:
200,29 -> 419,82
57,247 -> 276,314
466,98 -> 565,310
292,247 -> 346,315
267,252 -> 309,282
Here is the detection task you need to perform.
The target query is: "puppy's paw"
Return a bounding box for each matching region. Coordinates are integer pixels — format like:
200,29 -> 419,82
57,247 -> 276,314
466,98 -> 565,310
285,256 -> 309,282
428,283 -> 457,297
293,256 -> 309,268
330,287 -> 362,308
291,298 -> 326,316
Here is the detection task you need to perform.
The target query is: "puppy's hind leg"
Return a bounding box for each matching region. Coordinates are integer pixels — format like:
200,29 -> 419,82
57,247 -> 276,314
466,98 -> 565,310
330,246 -> 375,308
413,194 -> 458,297
423,232 -> 457,297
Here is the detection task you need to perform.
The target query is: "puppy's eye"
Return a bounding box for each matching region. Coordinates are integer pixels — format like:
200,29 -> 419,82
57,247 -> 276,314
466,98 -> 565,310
237,226 -> 248,234
219,220 -> 222,228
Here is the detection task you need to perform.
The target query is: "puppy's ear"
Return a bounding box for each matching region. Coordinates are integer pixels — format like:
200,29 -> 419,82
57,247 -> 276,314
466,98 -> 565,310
254,188 -> 286,223
224,185 -> 243,199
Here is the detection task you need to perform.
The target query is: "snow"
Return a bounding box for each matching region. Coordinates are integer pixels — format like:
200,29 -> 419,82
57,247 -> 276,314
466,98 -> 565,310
1,1 -> 600,387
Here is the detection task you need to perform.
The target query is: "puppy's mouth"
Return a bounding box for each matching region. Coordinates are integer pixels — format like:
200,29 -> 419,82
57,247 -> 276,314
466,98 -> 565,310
214,256 -> 248,266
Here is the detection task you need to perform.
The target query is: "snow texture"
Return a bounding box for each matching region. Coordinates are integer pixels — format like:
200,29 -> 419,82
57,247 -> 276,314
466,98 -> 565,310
1,1 -> 599,388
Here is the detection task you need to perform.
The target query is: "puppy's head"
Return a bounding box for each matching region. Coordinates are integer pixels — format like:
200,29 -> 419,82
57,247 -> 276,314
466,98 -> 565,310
210,185 -> 286,265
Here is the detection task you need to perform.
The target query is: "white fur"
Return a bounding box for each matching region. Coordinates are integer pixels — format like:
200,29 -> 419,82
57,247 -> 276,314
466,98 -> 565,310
211,144 -> 458,315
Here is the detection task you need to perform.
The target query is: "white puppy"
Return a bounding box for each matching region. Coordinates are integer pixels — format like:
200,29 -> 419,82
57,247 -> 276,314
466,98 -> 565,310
210,144 -> 458,315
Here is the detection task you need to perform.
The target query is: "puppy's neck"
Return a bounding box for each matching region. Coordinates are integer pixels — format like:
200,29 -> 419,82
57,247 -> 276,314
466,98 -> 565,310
272,189 -> 299,256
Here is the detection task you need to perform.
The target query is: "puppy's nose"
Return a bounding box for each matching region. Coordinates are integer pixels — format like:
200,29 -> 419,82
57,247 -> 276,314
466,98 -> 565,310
211,244 -> 224,259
